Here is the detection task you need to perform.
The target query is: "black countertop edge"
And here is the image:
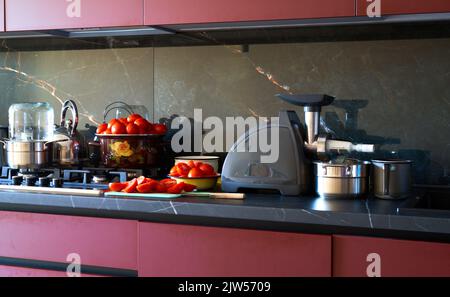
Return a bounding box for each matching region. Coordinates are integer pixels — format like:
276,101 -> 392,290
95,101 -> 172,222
1,201 -> 449,244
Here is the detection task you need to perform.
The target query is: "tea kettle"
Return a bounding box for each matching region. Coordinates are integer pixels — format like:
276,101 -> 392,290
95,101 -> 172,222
53,100 -> 88,166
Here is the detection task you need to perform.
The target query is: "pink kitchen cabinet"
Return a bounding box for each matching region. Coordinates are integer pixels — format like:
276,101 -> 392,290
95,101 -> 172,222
5,0 -> 144,31
138,222 -> 332,277
0,265 -> 100,277
0,211 -> 138,270
144,0 -> 355,25
333,235 -> 450,277
0,0 -> 4,31
357,0 -> 450,16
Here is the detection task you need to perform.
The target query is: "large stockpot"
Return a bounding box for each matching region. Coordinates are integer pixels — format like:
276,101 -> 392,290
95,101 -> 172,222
314,159 -> 371,198
372,159 -> 412,199
0,140 -> 58,169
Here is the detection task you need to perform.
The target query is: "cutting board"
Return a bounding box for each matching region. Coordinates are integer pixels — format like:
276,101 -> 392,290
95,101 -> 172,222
104,191 -> 245,200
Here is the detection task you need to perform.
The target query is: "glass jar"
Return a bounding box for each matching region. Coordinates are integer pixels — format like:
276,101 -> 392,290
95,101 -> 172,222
8,102 -> 55,141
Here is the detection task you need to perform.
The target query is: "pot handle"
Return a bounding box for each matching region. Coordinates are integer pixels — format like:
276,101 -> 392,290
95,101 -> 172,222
103,101 -> 134,122
383,163 -> 390,195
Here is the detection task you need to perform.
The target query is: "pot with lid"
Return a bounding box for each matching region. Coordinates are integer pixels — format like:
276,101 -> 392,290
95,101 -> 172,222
314,158 -> 371,198
0,102 -> 60,169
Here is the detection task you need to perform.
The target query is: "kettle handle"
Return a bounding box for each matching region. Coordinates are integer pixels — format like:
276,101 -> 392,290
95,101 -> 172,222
60,100 -> 79,135
383,163 -> 390,195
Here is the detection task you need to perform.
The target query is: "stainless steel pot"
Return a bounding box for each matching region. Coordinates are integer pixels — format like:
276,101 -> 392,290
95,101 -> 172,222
372,159 -> 412,199
314,159 -> 371,198
1,140 -> 58,169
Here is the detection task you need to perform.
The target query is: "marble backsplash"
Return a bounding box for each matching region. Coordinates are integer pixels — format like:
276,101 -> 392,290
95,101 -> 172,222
0,38 -> 449,184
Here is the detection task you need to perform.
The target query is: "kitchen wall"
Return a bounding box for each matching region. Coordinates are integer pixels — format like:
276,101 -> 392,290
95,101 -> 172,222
0,38 -> 449,184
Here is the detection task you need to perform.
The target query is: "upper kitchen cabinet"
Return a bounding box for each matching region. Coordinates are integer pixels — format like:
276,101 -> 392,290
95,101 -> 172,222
144,0 -> 355,25
357,0 -> 450,16
5,0 -> 144,31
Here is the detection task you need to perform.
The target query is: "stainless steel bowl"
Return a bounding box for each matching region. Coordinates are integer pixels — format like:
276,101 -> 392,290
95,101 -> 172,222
314,159 -> 371,199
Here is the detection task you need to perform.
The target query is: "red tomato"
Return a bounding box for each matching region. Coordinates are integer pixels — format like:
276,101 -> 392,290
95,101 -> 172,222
127,113 -> 142,123
108,182 -> 128,192
199,163 -> 215,176
169,166 -> 180,177
107,118 -> 118,130
137,176 -> 149,185
187,160 -> 196,169
167,182 -> 185,194
194,161 -> 204,168
111,122 -> 127,135
123,178 -> 138,193
126,123 -> 140,135
134,118 -> 152,130
176,163 -> 191,177
96,123 -> 107,134
183,183 -> 197,192
103,128 -> 112,135
188,167 -> 204,178
118,117 -> 128,125
153,124 -> 167,135
137,180 -> 159,193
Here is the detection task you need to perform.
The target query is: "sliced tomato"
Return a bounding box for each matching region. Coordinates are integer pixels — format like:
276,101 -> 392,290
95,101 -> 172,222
137,176 -> 146,185
155,183 -> 167,193
108,182 -> 128,192
160,178 -> 177,188
183,183 -> 197,192
167,182 -> 185,194
137,180 -> 159,193
122,178 -> 138,193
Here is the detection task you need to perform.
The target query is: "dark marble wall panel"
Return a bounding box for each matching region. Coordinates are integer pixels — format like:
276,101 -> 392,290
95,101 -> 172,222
0,48 -> 154,127
154,39 -> 450,184
0,38 -> 448,184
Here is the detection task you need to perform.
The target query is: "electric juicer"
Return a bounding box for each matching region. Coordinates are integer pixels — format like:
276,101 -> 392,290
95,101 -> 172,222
221,94 -> 375,196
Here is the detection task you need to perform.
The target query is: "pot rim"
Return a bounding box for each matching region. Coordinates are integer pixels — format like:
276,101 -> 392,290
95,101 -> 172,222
372,159 -> 413,164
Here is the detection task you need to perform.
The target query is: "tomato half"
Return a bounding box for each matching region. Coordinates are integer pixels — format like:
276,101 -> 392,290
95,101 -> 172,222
123,178 -> 138,193
108,182 -> 128,192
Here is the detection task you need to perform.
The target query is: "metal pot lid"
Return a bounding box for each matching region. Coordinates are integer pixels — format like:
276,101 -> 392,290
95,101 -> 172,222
314,158 -> 371,178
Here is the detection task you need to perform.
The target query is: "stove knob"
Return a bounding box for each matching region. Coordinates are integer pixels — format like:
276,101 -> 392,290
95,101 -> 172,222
52,178 -> 64,188
12,176 -> 23,186
39,177 -> 51,187
24,176 -> 38,187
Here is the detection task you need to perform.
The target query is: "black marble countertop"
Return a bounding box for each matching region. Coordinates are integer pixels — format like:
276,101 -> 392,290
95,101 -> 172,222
0,189 -> 449,243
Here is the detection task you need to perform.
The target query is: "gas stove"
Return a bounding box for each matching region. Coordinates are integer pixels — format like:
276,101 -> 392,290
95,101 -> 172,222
0,166 -> 162,190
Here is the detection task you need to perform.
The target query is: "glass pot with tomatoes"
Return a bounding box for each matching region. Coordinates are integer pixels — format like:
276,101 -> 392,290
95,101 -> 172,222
95,110 -> 168,169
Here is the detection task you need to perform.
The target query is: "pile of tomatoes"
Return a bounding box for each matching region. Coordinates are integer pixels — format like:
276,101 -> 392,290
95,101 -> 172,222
96,113 -> 167,135
108,176 -> 196,194
169,161 -> 217,178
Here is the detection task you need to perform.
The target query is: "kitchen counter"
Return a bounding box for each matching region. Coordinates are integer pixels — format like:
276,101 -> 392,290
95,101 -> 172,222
0,189 -> 449,243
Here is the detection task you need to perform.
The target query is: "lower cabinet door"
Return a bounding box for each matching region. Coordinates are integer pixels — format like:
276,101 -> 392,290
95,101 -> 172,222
0,265 -> 100,277
139,222 -> 331,277
333,235 -> 450,277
